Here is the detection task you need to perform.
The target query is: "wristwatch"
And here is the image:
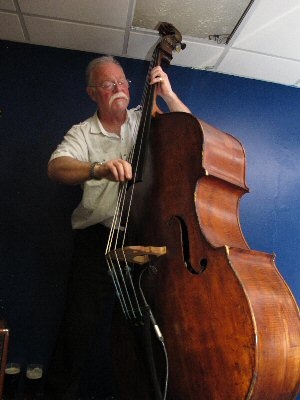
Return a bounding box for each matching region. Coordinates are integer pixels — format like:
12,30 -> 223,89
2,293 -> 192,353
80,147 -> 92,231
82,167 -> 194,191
89,161 -> 102,180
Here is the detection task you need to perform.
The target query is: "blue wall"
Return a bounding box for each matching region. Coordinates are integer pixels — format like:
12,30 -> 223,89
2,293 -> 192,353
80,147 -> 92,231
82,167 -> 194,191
0,40 -> 299,369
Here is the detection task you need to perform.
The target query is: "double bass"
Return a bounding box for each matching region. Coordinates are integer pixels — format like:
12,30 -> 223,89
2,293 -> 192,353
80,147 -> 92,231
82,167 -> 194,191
106,23 -> 300,399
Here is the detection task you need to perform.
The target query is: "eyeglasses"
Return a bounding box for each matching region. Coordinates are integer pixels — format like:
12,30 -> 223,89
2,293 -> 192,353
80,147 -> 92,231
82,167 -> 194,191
89,79 -> 131,91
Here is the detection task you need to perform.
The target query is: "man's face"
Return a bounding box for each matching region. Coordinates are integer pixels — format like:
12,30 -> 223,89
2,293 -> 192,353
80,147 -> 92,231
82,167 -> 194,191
87,62 -> 130,117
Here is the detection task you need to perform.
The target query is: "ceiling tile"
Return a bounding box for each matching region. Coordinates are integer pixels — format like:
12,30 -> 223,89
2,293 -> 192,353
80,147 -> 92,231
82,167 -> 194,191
127,30 -> 224,70
19,0 -> 130,28
231,0 -> 300,60
24,16 -> 125,55
132,0 -> 250,39
0,0 -> 15,11
0,12 -> 25,41
0,1 -> 298,88
127,30 -> 159,60
217,48 -> 300,86
172,39 -> 224,69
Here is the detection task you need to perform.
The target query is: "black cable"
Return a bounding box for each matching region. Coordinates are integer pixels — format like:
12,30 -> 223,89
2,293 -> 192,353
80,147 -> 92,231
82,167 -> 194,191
138,268 -> 169,400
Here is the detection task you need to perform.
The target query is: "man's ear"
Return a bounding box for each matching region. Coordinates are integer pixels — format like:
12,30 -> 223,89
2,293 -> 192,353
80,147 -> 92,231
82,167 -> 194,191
86,86 -> 96,102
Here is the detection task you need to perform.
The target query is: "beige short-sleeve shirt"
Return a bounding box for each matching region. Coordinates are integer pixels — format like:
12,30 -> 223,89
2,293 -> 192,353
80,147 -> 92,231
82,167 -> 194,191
49,108 -> 141,229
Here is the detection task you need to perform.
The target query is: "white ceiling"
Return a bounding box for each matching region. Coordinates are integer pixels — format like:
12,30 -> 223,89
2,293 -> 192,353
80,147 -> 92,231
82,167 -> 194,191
0,0 -> 299,88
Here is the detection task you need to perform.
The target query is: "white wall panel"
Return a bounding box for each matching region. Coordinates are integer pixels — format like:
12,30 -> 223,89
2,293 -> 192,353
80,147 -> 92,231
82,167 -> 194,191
19,0 -> 130,28
0,12 -> 25,41
217,48 -> 300,86
173,39 -> 224,69
0,0 -> 15,11
24,16 -> 125,55
232,1 -> 300,60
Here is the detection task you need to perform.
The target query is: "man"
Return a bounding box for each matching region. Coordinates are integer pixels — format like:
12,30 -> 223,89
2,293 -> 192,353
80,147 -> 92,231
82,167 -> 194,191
45,55 -> 190,400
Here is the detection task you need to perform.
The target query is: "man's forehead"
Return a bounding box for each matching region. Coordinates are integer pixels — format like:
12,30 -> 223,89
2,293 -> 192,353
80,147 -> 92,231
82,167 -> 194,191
93,63 -> 125,78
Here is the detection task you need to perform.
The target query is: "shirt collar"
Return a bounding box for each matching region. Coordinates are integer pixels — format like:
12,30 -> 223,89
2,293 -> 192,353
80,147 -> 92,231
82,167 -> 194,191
90,111 -> 102,134
90,110 -> 130,137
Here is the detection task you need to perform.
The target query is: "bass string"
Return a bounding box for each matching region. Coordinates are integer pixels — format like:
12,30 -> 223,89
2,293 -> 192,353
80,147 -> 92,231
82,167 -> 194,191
105,47 -> 160,322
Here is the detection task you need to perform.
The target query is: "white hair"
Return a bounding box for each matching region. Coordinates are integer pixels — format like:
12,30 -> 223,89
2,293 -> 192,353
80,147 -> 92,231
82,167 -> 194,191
85,56 -> 121,85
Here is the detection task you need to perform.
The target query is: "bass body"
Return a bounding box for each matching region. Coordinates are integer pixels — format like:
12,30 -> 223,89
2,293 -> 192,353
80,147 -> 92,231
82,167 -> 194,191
111,112 -> 300,400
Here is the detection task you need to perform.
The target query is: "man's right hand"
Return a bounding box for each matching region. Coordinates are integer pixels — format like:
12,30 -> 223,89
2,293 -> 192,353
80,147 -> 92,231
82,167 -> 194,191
97,159 -> 132,182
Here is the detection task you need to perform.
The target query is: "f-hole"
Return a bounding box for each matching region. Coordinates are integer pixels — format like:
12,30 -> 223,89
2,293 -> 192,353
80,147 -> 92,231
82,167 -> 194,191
170,216 -> 208,274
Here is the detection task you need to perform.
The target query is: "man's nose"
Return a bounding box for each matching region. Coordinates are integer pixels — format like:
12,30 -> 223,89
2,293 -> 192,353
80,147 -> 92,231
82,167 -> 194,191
113,82 -> 122,92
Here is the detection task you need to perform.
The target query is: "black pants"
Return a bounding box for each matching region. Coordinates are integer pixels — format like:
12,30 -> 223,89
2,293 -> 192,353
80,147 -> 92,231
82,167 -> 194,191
44,224 -> 117,400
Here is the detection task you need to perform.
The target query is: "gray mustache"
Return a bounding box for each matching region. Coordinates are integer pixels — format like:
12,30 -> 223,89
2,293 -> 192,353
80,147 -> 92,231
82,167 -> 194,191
109,93 -> 129,107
